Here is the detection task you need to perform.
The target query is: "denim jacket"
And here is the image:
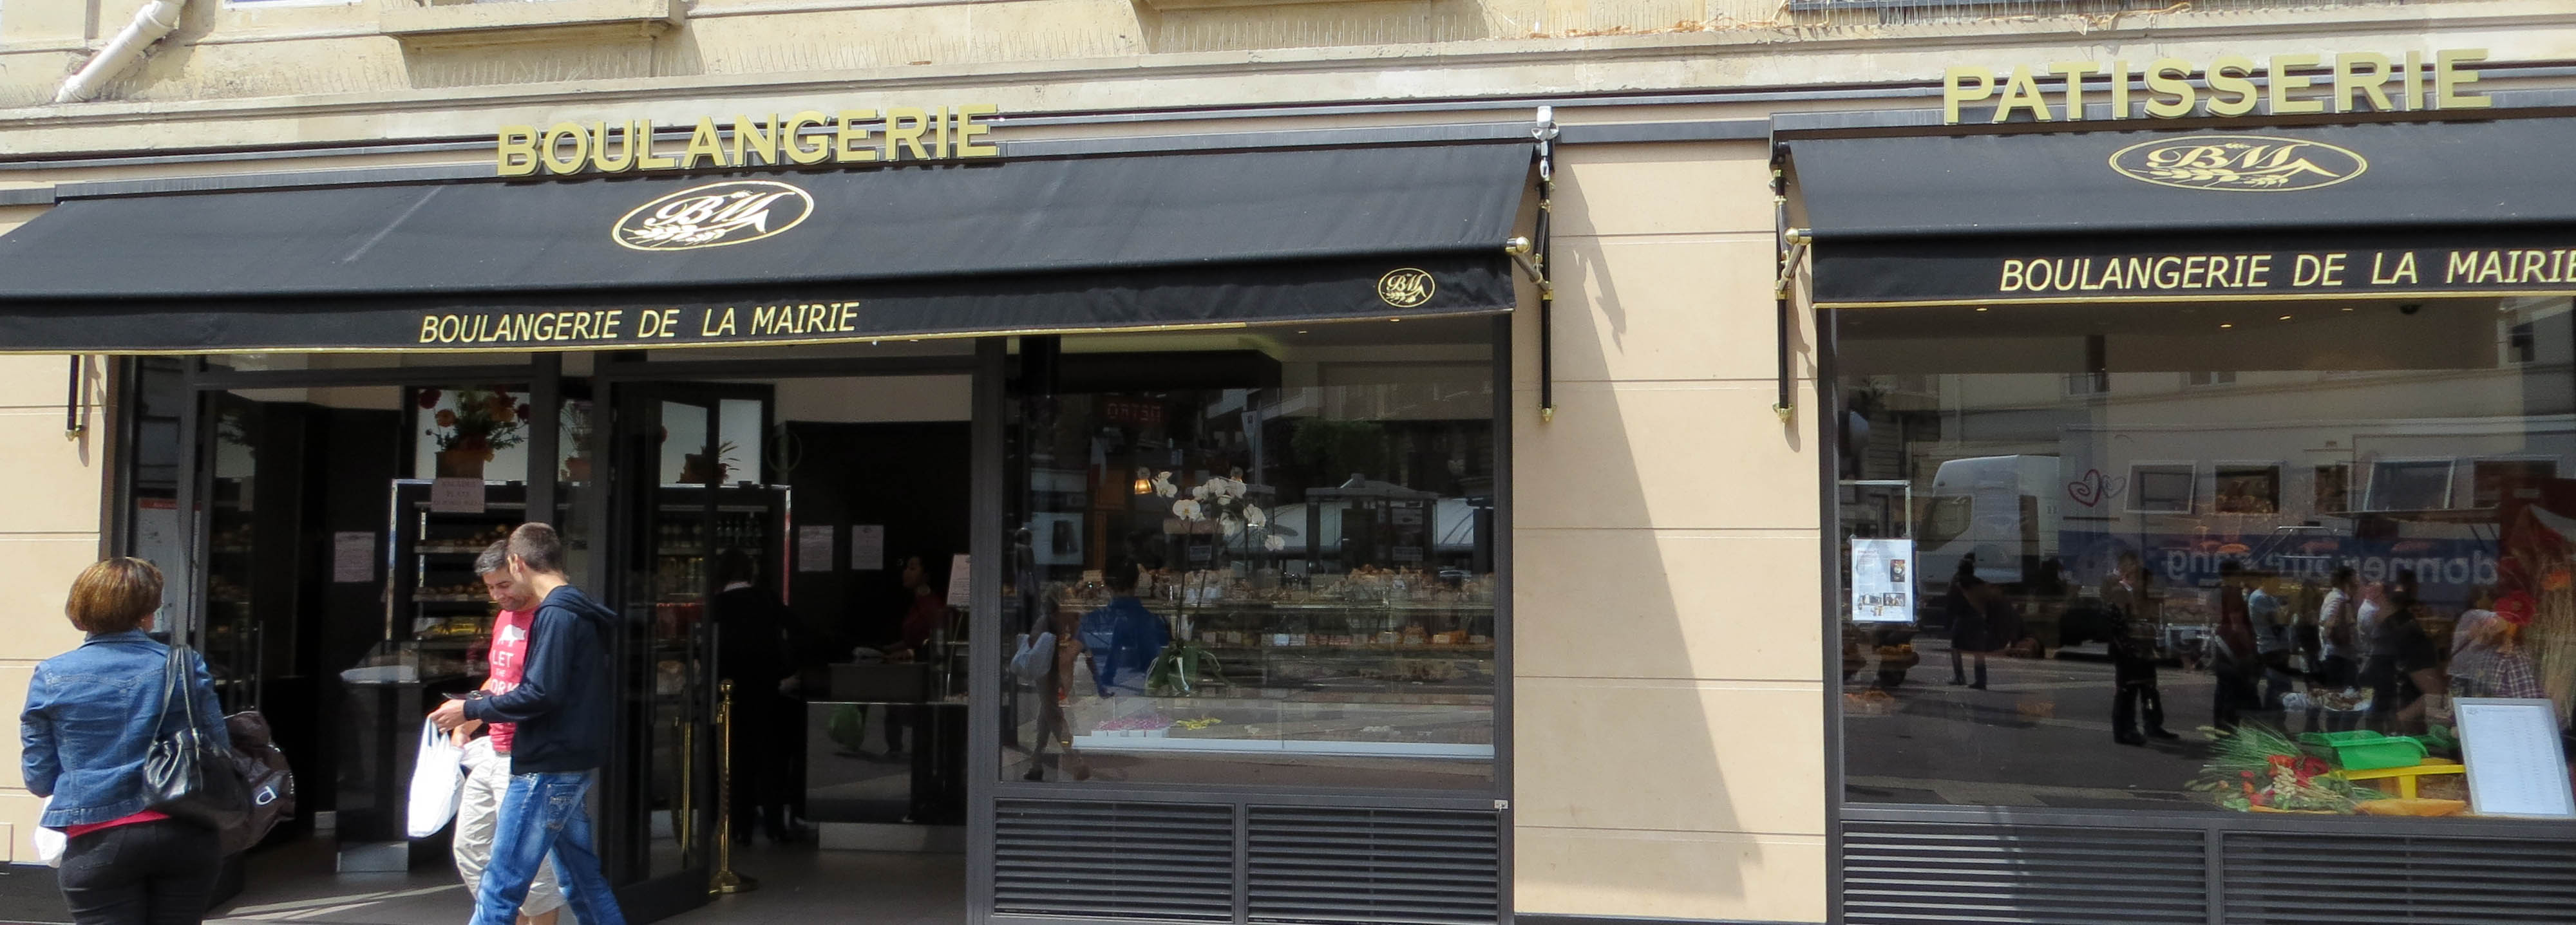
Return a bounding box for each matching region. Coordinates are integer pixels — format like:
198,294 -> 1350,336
21,631 -> 230,828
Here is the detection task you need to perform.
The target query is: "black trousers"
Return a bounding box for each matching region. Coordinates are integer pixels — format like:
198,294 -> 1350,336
2112,658 -> 2166,736
58,819 -> 221,925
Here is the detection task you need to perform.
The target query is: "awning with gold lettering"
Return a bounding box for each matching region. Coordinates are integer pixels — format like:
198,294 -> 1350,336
1785,116 -> 2576,307
0,142 -> 1531,351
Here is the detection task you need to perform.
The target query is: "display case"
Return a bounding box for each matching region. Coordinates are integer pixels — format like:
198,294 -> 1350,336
1057,570 -> 1497,759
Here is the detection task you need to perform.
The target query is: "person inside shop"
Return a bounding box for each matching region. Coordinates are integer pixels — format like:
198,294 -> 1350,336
1078,560 -> 1171,699
2362,570 -> 2445,733
1944,556 -> 2001,689
446,542 -> 567,925
2209,561 -> 2262,731
709,549 -> 806,844
2103,552 -> 2175,745
871,554 -> 952,759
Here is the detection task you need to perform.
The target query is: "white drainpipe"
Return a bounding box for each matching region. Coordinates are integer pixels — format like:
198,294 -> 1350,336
53,0 -> 188,105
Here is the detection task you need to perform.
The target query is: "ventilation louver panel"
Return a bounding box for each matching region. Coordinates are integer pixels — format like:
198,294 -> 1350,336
2222,831 -> 2576,924
1842,819 -> 2207,924
994,799 -> 1237,922
1245,806 -> 1498,925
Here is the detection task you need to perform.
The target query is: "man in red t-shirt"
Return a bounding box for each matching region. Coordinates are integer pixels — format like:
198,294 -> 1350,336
451,542 -> 568,925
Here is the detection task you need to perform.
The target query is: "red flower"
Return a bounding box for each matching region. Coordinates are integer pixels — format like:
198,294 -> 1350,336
417,388 -> 442,409
516,404 -> 533,420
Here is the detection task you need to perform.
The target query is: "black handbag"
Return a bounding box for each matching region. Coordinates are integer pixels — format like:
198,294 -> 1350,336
143,644 -> 249,831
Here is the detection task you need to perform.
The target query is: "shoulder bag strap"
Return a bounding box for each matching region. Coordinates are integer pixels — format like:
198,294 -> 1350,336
152,642 -> 192,740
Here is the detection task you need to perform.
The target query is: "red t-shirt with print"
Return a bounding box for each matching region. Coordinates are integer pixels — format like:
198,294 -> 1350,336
486,608 -> 535,754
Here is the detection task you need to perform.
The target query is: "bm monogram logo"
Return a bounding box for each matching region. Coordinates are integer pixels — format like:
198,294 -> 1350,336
1377,268 -> 1435,308
615,180 -> 815,251
2108,135 -> 2367,192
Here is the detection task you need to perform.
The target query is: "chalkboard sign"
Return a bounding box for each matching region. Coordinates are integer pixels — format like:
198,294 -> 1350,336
2456,697 -> 2576,819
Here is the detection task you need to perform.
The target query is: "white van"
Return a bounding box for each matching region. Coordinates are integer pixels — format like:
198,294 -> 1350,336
1918,454 -> 2061,623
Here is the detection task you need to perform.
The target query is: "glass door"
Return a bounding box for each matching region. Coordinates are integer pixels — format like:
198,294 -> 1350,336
598,382 -> 773,918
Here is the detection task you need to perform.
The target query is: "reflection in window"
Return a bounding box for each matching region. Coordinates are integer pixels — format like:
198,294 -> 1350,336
1833,297 -> 2576,821
2130,464 -> 2195,514
2213,465 -> 2280,514
1003,324 -> 1499,791
2367,460 -> 2456,512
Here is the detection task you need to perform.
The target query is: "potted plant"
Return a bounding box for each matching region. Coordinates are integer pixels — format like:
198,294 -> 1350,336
679,439 -> 740,484
421,386 -> 526,480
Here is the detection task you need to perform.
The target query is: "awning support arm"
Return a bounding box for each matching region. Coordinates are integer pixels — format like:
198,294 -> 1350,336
64,355 -> 88,435
1770,157 -> 1801,426
1530,106 -> 1558,424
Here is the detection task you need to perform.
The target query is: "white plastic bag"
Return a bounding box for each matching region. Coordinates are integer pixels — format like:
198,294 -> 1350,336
30,796 -> 62,868
405,718 -> 465,838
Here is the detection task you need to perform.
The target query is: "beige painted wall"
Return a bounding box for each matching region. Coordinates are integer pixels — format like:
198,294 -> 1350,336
0,357 -> 112,863
1511,141 -> 1825,922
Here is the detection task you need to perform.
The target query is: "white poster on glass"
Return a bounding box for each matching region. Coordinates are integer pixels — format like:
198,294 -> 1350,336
2456,697 -> 2576,818
1850,538 -> 1916,624
796,525 -> 835,573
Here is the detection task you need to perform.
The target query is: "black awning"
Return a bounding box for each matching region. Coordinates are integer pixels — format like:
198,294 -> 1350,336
0,142 -> 1530,351
1788,117 -> 2576,306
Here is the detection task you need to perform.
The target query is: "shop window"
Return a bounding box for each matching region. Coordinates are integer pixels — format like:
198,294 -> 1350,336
2472,458 -> 2557,509
2314,463 -> 2353,515
1001,318 -> 1499,791
2128,463 -> 2195,514
2213,465 -> 2280,514
2366,459 -> 2456,511
1832,297 -> 2576,825
2184,370 -> 2238,388
2062,371 -> 2108,397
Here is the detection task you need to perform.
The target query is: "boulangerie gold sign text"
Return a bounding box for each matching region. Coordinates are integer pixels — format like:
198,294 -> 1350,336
498,105 -> 1001,176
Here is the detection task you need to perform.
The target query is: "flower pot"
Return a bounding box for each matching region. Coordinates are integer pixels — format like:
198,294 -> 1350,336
680,454 -> 730,484
436,448 -> 490,479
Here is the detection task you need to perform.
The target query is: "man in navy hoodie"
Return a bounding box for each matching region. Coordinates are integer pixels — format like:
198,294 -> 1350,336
431,523 -> 629,925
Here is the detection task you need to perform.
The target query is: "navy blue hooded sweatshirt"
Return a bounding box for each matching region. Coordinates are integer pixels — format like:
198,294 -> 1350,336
464,583 -> 616,774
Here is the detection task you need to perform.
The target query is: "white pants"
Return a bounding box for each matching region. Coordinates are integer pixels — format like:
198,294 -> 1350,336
455,738 -> 570,919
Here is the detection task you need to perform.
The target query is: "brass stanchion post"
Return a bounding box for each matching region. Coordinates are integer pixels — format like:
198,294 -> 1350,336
711,680 -> 759,895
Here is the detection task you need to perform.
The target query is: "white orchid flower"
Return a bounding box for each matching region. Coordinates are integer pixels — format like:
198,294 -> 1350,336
1153,471 -> 1178,498
1264,534 -> 1287,552
1244,505 -> 1266,528
1221,516 -> 1243,537
1173,500 -> 1206,521
1221,478 -> 1248,499
1191,482 -> 1215,502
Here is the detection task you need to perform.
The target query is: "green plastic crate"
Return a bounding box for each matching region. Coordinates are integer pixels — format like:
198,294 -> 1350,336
2298,731 -> 2427,771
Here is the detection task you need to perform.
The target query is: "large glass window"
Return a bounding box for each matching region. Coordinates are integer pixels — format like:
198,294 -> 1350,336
1837,297 -> 2576,820
1003,319 -> 1500,790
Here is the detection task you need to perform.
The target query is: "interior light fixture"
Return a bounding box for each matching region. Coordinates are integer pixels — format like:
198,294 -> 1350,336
2220,323 -> 2235,329
2278,315 -> 2294,321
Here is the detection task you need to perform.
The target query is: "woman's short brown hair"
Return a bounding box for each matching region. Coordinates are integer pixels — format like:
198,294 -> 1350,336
66,557 -> 164,635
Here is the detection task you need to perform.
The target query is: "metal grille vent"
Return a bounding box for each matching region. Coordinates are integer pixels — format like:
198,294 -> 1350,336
1245,806 -> 1498,925
1842,819 -> 2206,924
2222,832 -> 2576,924
994,799 -> 1236,922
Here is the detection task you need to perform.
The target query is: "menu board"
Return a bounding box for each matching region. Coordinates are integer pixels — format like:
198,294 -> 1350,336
2456,697 -> 2576,818
1850,538 -> 1917,624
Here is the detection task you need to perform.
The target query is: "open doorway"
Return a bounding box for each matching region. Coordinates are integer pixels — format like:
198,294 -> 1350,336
171,363 -> 977,925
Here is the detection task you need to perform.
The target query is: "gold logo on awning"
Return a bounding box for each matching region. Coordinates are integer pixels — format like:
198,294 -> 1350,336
616,180 -> 815,251
2109,135 -> 2367,192
1378,268 -> 1435,308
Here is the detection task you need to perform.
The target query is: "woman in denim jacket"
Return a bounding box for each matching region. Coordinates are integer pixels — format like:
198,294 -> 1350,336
21,558 -> 231,925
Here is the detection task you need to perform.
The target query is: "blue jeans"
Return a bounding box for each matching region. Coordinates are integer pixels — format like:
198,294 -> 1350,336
473,771 -> 627,925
